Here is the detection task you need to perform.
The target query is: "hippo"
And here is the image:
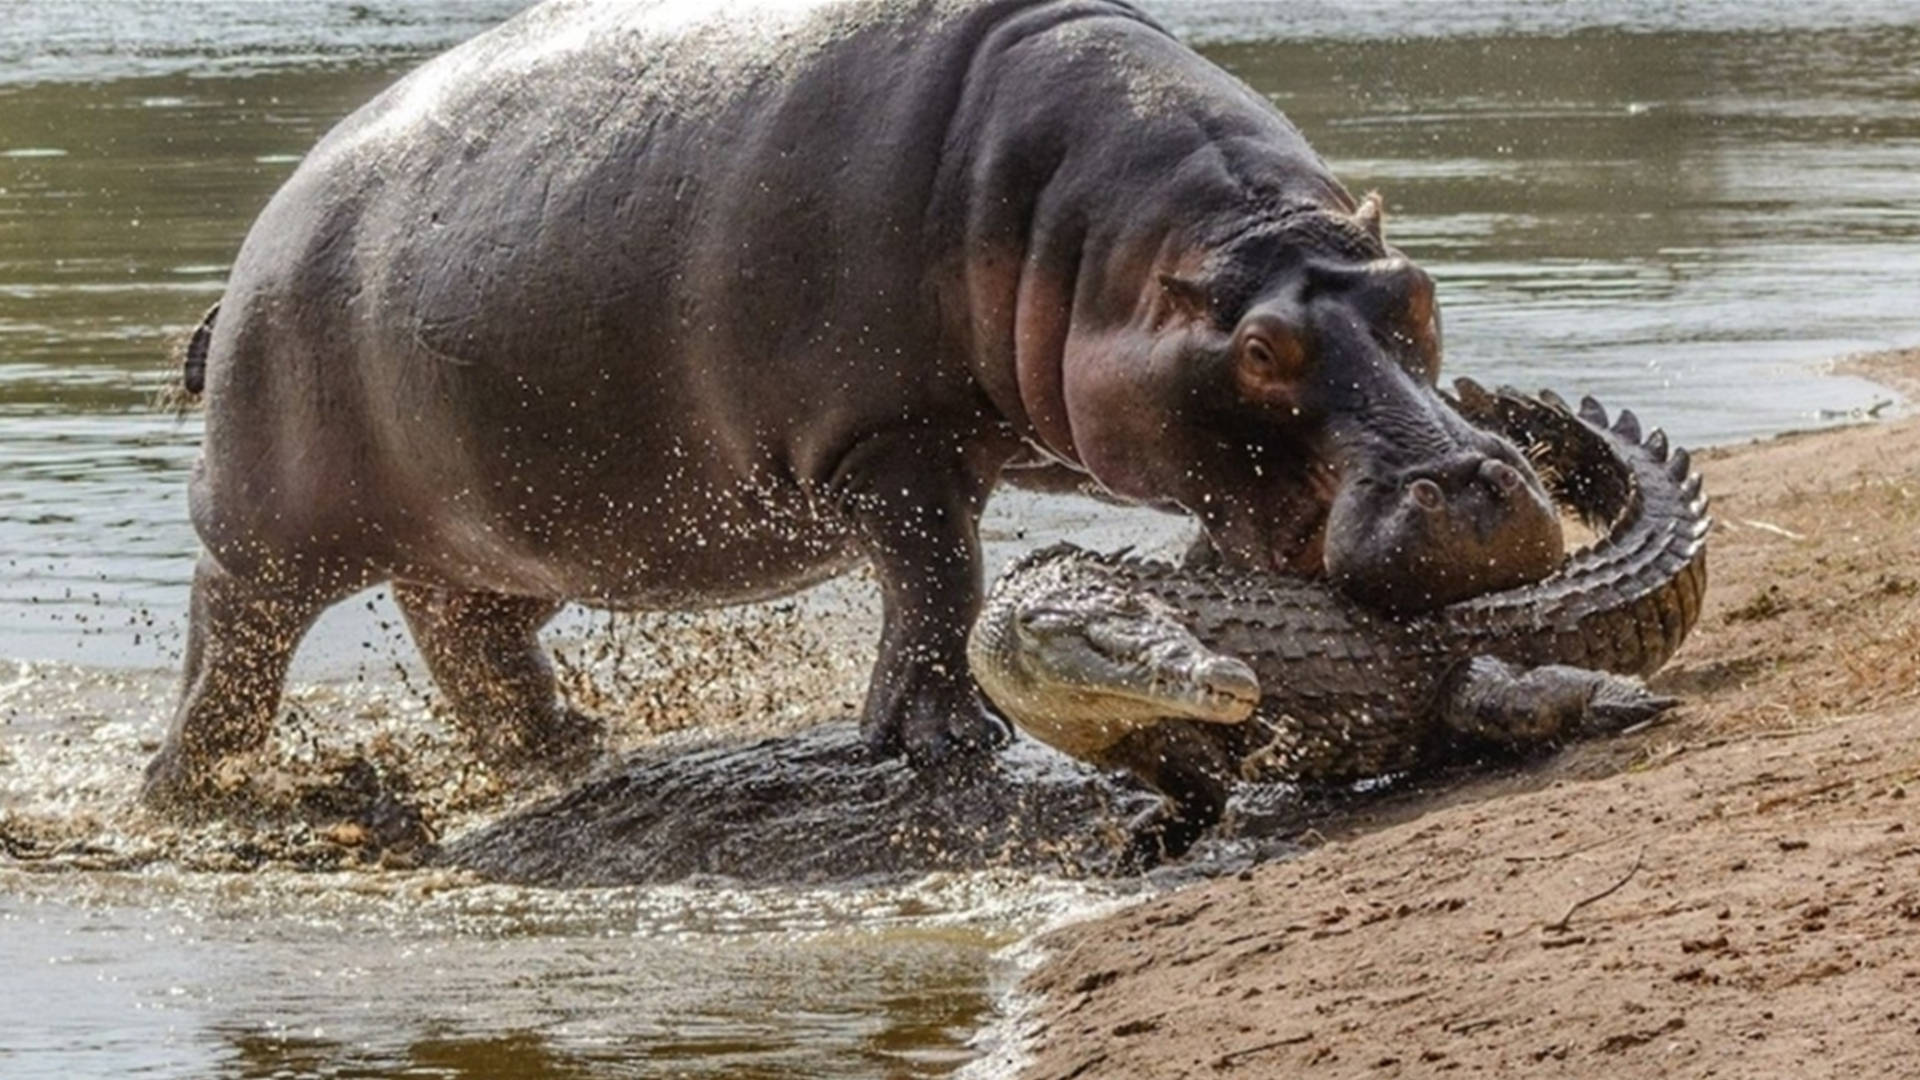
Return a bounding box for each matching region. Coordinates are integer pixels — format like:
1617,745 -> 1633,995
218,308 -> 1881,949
144,0 -> 1562,808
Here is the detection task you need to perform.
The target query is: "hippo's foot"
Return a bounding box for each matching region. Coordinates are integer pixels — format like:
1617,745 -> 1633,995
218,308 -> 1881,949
145,744 -> 435,867
862,667 -> 1008,768
391,583 -> 601,779
472,705 -> 606,782
143,553 -> 348,819
140,744 -> 222,818
1179,529 -> 1223,571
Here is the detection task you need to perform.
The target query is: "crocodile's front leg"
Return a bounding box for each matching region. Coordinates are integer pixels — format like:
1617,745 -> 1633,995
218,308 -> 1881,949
1439,655 -> 1677,747
1102,721 -> 1238,871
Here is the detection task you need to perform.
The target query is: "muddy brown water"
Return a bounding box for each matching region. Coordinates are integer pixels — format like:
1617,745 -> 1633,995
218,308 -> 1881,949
3,2 -> 1919,1076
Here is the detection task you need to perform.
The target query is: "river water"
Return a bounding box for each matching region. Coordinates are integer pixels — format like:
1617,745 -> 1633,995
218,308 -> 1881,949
2,2 -> 1917,1076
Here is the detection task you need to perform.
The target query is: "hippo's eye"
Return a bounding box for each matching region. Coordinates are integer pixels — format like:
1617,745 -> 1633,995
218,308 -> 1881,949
1235,329 -> 1307,403
1246,333 -> 1301,375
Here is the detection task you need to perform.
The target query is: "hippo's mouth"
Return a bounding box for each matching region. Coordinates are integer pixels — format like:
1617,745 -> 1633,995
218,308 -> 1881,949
1267,507 -> 1332,576
1199,462 -> 1342,577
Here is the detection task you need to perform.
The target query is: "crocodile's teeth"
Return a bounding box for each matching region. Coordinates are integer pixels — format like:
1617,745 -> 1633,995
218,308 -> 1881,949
1538,388 -> 1572,414
1668,446 -> 1693,481
1611,408 -> 1643,443
1578,395 -> 1610,428
1643,428 -> 1670,462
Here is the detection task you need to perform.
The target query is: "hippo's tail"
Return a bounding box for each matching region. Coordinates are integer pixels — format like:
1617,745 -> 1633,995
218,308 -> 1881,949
158,301 -> 218,414
182,301 -> 219,393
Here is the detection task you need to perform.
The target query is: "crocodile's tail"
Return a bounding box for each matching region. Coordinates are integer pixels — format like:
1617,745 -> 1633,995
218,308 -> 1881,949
1445,379 -> 1712,677
156,301 -> 218,415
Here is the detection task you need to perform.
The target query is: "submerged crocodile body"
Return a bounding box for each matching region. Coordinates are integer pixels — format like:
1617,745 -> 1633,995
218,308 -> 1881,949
971,383 -> 1711,865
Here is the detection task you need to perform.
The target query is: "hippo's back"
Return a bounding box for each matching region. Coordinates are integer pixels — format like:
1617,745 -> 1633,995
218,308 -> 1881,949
210,0 -> 1186,429
194,0 -> 1189,589
240,0 -> 996,368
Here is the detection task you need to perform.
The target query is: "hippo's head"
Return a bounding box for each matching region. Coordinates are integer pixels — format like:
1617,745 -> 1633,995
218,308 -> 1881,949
1061,195 -> 1562,612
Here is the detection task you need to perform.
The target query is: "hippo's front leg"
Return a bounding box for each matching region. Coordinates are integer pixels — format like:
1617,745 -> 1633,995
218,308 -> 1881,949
835,433 -> 1009,765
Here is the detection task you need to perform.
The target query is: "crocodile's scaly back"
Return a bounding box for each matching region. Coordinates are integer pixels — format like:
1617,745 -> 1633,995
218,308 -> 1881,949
1440,381 -> 1709,677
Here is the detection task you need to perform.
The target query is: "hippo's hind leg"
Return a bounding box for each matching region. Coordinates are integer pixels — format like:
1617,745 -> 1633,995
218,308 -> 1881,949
143,554 -> 356,811
391,584 -> 602,775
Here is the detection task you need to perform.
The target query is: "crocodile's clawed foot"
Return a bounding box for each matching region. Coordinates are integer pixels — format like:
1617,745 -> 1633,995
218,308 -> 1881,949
1444,657 -> 1679,745
1115,804 -> 1201,874
1582,676 -> 1680,731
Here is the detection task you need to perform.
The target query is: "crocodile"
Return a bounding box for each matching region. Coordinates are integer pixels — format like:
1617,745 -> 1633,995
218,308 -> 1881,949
970,382 -> 1710,866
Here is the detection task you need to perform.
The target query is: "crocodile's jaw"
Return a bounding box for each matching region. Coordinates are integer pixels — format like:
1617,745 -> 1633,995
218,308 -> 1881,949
969,585 -> 1260,760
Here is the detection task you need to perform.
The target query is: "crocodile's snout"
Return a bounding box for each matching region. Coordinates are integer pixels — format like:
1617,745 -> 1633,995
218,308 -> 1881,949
1133,631 -> 1260,718
969,553 -> 1261,761
1187,653 -> 1261,715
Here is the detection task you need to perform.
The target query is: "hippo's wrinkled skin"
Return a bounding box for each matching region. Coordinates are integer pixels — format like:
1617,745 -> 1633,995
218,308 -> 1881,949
144,0 -> 1560,807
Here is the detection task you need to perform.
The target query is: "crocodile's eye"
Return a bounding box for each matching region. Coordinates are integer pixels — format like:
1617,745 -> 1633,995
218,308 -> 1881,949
1018,608 -> 1075,634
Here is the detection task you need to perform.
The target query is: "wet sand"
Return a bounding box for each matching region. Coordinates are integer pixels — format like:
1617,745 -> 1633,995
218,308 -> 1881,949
1005,348 -> 1920,1078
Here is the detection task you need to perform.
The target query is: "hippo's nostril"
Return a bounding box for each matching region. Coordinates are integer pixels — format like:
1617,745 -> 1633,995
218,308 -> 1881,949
1480,458 -> 1523,494
1408,477 -> 1444,511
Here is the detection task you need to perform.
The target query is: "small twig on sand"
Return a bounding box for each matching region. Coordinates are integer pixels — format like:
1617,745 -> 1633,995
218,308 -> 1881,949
1544,849 -> 1645,934
1755,776 -> 1856,813
1740,519 -> 1806,541
1503,833 -> 1628,864
1213,1031 -> 1314,1069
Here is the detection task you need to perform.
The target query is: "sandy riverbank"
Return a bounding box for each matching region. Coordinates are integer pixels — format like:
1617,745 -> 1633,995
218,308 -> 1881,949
1010,349 -> 1920,1079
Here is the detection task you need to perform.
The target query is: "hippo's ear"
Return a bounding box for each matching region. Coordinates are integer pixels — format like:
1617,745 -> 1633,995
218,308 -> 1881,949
1354,192 -> 1385,243
1155,273 -> 1211,325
